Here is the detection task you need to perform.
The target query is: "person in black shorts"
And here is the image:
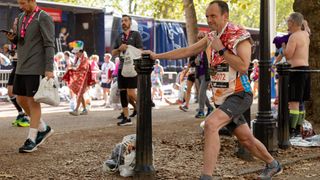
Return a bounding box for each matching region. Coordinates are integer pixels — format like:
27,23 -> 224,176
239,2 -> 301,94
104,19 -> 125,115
111,15 -> 143,126
288,66 -> 310,136
100,53 -> 115,107
179,56 -> 198,112
6,0 -> 55,153
282,13 -> 311,137
6,48 -> 30,127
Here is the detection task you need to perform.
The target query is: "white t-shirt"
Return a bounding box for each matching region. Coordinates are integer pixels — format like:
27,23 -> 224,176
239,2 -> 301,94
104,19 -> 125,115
101,61 -> 115,82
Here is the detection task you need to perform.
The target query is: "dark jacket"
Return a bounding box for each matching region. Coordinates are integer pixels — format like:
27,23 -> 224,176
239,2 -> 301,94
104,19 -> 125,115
12,10 -> 55,75
195,51 -> 210,81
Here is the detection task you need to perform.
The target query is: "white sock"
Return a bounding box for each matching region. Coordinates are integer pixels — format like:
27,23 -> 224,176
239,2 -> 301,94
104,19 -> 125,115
105,95 -> 108,104
28,128 -> 38,143
38,119 -> 47,132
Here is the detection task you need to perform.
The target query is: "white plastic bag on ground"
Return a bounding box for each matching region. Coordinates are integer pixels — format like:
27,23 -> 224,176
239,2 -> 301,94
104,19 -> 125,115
102,143 -> 124,172
102,134 -> 137,177
102,134 -> 155,177
119,151 -> 136,177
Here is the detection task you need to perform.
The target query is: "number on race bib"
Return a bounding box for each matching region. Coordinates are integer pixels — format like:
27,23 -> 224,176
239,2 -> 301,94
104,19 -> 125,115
211,64 -> 229,88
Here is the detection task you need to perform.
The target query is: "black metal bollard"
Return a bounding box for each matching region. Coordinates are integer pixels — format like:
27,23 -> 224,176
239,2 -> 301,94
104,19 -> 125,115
133,54 -> 155,179
252,0 -> 278,152
236,63 -> 254,161
276,63 -> 291,149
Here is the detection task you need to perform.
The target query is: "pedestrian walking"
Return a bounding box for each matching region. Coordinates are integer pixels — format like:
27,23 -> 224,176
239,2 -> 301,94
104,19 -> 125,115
5,0 -> 55,153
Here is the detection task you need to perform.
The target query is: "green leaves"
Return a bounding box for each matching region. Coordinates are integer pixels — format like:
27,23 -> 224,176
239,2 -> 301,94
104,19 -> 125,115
51,0 -> 293,32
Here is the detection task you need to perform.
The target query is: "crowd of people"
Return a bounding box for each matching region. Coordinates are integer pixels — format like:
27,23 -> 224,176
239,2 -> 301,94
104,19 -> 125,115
0,0 -> 313,179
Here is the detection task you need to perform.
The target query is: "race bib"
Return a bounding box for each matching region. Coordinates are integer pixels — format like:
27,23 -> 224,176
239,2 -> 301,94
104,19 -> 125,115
211,64 -> 229,88
101,74 -> 107,83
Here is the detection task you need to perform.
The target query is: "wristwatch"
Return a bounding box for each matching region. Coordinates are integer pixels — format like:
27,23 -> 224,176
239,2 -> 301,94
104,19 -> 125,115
218,47 -> 227,56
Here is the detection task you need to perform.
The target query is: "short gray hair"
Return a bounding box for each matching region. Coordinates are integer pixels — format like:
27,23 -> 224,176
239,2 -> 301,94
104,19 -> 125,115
288,12 -> 304,27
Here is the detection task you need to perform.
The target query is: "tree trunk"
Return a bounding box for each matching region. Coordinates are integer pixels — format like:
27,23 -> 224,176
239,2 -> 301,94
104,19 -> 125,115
129,0 -> 133,14
293,0 -> 320,123
183,0 -> 198,45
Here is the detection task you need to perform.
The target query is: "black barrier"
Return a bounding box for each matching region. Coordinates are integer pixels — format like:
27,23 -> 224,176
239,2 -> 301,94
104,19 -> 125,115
133,54 -> 155,179
276,63 -> 291,149
277,64 -> 320,149
252,0 -> 278,152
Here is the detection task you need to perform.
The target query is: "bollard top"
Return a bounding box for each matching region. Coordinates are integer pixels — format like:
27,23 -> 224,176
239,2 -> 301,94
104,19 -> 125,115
134,54 -> 154,74
142,53 -> 151,60
276,62 -> 291,69
276,62 -> 291,75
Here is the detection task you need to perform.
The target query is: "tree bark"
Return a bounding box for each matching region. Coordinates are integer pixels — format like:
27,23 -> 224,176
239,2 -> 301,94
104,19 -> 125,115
183,0 -> 198,45
129,0 -> 133,14
293,0 -> 320,123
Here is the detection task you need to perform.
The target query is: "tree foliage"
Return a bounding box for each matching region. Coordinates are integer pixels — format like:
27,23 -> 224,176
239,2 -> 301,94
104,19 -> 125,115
52,0 -> 110,8
52,0 -> 294,32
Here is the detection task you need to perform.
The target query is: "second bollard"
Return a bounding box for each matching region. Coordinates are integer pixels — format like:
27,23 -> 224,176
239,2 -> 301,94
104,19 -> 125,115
276,63 -> 291,149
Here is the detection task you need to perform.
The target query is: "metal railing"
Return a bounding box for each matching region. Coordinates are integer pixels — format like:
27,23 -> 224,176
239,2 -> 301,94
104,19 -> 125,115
277,63 -> 320,149
0,70 -> 11,88
0,69 -> 178,90
0,70 -> 11,99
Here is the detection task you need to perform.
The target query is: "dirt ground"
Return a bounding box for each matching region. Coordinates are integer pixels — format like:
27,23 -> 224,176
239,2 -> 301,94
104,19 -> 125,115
0,101 -> 320,180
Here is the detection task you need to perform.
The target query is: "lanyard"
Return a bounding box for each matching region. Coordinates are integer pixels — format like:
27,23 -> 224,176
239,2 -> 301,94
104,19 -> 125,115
121,31 -> 131,44
20,6 -> 40,38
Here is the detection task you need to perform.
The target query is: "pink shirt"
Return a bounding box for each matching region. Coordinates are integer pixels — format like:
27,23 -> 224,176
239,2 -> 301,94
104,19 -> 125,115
112,62 -> 120,76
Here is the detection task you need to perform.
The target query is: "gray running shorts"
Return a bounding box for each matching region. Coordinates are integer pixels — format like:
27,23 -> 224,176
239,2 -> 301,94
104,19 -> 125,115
217,91 -> 253,132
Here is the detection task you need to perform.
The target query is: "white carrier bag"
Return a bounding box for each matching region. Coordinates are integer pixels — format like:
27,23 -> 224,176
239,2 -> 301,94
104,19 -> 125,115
121,45 -> 141,77
34,77 -> 60,106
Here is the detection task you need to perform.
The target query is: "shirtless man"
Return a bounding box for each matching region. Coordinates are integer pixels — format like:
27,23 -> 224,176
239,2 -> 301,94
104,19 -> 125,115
282,12 -> 310,137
